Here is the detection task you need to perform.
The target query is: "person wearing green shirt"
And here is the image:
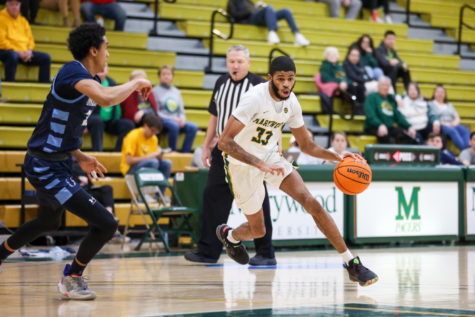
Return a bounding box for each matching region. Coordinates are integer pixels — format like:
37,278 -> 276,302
364,76 -> 417,144
87,65 -> 135,151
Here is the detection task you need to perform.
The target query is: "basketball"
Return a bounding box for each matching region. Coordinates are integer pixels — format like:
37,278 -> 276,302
333,157 -> 372,195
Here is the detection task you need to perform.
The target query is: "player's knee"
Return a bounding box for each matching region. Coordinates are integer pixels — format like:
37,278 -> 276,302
302,194 -> 322,215
251,225 -> 266,238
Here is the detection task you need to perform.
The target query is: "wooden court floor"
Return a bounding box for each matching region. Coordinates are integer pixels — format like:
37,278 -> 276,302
0,245 -> 475,316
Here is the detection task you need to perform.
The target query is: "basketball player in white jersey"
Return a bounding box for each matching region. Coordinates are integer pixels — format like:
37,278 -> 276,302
216,56 -> 378,287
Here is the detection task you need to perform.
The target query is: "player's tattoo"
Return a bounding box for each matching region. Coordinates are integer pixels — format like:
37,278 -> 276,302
221,140 -> 261,166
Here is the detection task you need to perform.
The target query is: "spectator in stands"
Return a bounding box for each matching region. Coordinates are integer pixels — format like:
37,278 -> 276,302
80,0 -> 126,31
375,30 -> 411,93
319,0 -> 362,20
323,131 -> 352,164
87,65 -> 135,151
152,65 -> 198,153
396,82 -> 436,143
71,158 -> 129,243
429,84 -> 469,151
364,76 -> 417,144
459,132 -> 475,165
355,34 -> 384,80
362,0 -> 391,23
320,46 -> 362,105
120,114 -> 172,193
343,46 -> 377,102
226,0 -> 310,46
0,0 -> 51,83
21,0 -> 39,24
121,70 -> 159,126
40,0 -> 81,27
427,133 -> 463,166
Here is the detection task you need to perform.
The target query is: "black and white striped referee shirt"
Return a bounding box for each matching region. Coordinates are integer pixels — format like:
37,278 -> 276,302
208,72 -> 265,135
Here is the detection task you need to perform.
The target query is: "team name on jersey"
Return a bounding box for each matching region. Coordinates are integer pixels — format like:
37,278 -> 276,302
252,118 -> 285,129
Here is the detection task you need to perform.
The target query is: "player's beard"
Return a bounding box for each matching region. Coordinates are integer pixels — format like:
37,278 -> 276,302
270,79 -> 294,101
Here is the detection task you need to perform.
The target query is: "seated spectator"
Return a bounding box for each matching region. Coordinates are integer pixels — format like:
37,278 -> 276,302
80,0 -> 126,31
343,46 -> 376,102
364,76 -> 417,144
21,0 -> 39,24
320,46 -> 363,112
362,0 -> 391,23
226,0 -> 309,46
121,70 -> 159,126
152,65 -> 198,153
323,131 -> 352,164
355,34 -> 384,81
40,0 -> 81,27
459,132 -> 475,166
87,65 -> 135,151
0,0 -> 51,83
396,82 -> 436,143
319,0 -> 362,20
71,158 -> 129,243
120,114 -> 172,193
375,30 -> 411,93
427,133 -> 463,166
428,84 -> 469,151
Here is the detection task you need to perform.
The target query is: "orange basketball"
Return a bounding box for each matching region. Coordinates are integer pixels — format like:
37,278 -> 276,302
333,157 -> 372,195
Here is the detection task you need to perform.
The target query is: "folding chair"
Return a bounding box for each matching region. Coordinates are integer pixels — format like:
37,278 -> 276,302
124,168 -> 198,252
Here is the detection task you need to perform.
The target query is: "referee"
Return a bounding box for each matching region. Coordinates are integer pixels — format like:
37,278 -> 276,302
184,45 -> 276,266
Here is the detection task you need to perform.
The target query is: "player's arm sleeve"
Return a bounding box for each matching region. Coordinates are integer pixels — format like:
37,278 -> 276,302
287,98 -> 305,129
231,91 -> 259,125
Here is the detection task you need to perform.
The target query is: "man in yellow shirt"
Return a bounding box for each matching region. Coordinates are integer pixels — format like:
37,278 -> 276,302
0,0 -> 51,83
120,114 -> 172,188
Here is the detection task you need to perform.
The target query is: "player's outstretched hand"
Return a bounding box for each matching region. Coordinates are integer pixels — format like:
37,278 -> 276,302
258,162 -> 285,176
135,78 -> 152,100
78,155 -> 108,182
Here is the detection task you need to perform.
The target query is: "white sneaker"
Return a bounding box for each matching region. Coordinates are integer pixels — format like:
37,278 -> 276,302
384,14 -> 393,24
58,264 -> 96,300
267,31 -> 280,44
294,32 -> 310,46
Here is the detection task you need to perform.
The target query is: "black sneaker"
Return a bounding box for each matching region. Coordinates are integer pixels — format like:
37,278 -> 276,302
344,256 -> 378,287
184,250 -> 218,264
216,224 -> 249,265
249,254 -> 277,266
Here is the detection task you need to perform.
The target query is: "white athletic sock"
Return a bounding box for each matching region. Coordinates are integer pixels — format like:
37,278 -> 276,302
226,229 -> 240,244
340,249 -> 354,265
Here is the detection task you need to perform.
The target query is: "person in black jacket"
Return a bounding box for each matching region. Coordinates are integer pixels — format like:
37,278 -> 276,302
343,46 -> 369,104
375,30 -> 411,93
226,0 -> 309,46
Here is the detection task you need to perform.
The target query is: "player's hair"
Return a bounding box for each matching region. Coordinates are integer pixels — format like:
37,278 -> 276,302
130,69 -> 147,81
158,65 -> 175,76
323,46 -> 340,60
226,45 -> 250,59
269,56 -> 296,75
384,30 -> 396,37
143,114 -> 163,131
331,131 -> 347,142
68,23 -> 106,61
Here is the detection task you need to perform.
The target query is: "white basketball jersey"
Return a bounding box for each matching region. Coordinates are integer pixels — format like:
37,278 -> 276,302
228,82 -> 304,166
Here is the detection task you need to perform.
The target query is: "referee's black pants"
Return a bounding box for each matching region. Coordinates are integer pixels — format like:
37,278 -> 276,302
197,145 -> 275,260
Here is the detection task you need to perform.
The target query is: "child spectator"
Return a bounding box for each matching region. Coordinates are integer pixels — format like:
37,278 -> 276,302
364,77 -> 417,144
152,65 -> 198,153
120,114 -> 172,193
427,133 -> 463,166
396,82 -> 436,143
121,70 -> 159,126
428,84 -> 469,151
226,0 -> 309,46
80,0 -> 126,31
87,65 -> 135,151
0,0 -> 51,83
355,34 -> 384,80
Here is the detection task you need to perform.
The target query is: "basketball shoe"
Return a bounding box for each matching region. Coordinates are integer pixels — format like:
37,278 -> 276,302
216,224 -> 249,265
344,256 -> 378,287
58,264 -> 96,300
